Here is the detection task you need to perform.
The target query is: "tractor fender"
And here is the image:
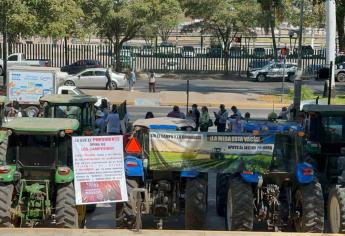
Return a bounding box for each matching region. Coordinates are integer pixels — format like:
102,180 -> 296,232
125,155 -> 144,177
295,162 -> 315,184
180,170 -> 199,178
0,165 -> 16,182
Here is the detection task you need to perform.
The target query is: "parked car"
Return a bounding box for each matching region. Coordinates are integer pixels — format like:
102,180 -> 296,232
140,45 -> 154,57
248,62 -> 297,82
181,46 -> 195,57
61,60 -> 102,75
253,48 -> 266,58
229,47 -> 242,58
0,53 -> 50,75
157,41 -> 176,57
303,64 -> 324,78
63,68 -> 127,89
247,60 -> 271,77
207,44 -> 223,57
112,49 -> 136,69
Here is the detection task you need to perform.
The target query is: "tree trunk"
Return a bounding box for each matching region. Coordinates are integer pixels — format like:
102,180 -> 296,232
269,10 -> 278,62
114,39 -> 123,72
223,46 -> 230,75
336,14 -> 345,52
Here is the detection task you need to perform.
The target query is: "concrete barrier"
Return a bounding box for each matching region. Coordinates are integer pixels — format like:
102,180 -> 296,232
0,229 -> 339,236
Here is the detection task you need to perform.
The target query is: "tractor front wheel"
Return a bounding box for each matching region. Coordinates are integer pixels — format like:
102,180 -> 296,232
293,181 -> 324,232
328,185 -> 345,233
185,174 -> 208,230
116,178 -> 139,229
56,182 -> 79,228
225,177 -> 253,231
0,184 -> 14,227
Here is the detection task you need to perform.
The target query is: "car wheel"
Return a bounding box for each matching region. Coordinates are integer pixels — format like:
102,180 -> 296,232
256,74 -> 266,82
287,74 -> 295,82
64,80 -> 75,86
336,72 -> 345,82
108,81 -> 117,90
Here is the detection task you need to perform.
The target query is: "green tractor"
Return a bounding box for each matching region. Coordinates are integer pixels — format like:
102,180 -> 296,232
39,94 -> 98,135
297,104 -> 345,233
0,117 -> 85,227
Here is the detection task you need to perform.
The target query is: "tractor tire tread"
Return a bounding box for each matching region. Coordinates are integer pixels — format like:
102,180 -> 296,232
328,185 -> 345,233
56,182 -> 78,228
296,181 -> 324,232
185,174 -> 208,230
226,177 -> 253,231
0,184 -> 13,227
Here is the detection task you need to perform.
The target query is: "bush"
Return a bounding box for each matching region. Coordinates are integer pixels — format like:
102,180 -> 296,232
288,87 -> 315,100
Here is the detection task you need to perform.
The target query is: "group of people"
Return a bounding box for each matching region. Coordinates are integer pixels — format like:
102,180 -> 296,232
161,104 -> 253,133
106,65 -> 157,93
94,102 -> 122,135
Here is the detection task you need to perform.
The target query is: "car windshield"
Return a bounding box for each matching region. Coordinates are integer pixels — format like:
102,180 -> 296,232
322,116 -> 345,142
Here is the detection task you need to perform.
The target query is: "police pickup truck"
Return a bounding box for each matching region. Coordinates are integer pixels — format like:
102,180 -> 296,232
248,62 -> 297,82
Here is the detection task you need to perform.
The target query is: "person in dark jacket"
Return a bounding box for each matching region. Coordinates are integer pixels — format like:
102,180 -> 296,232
192,104 -> 200,131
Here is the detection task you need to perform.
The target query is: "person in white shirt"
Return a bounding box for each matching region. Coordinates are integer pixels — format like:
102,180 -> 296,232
149,70 -> 156,93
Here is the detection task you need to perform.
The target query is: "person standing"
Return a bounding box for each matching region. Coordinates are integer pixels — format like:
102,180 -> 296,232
167,105 -> 186,119
95,110 -> 106,134
214,104 -> 228,132
106,65 -> 112,90
230,105 -> 241,118
192,104 -> 200,131
105,105 -> 121,135
149,70 -> 156,93
199,106 -> 210,132
128,68 -> 136,92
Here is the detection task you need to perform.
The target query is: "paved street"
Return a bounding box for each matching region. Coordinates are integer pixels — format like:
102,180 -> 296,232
132,75 -> 345,95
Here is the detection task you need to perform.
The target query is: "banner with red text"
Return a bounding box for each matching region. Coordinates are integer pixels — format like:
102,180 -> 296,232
72,136 -> 127,205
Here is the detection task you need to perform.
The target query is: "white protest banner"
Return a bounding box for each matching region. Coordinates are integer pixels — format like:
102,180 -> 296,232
72,136 -> 127,205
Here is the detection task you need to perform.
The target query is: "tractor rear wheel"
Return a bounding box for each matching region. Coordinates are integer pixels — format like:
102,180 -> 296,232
56,182 -> 78,228
0,184 -> 13,227
0,134 -> 9,163
328,185 -> 345,233
225,177 -> 253,231
116,178 -> 139,229
294,181 -> 324,232
185,174 -> 208,230
216,173 -> 228,217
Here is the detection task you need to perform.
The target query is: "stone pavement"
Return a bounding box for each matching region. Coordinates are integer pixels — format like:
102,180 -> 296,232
83,89 -> 290,109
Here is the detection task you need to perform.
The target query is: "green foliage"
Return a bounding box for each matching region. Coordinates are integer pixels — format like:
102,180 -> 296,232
288,87 -> 316,100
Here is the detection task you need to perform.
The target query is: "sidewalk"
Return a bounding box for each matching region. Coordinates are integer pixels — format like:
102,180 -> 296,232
84,90 -> 290,109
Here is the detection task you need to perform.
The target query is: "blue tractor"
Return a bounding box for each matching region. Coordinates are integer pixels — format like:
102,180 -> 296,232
216,120 -> 324,232
116,117 -> 207,230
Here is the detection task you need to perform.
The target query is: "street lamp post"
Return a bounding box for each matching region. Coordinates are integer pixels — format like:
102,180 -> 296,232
293,0 -> 304,118
326,0 -> 336,95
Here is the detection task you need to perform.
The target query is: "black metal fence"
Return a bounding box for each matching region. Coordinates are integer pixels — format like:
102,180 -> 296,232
0,43 -> 327,73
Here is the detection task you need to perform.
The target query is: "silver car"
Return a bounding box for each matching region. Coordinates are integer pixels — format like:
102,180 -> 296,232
63,68 -> 127,89
249,62 -> 297,82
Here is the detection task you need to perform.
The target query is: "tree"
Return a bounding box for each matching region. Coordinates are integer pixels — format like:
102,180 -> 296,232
82,0 -> 152,72
257,0 -> 285,61
180,0 -> 260,74
0,0 -> 37,45
336,0 -> 345,52
153,0 -> 183,42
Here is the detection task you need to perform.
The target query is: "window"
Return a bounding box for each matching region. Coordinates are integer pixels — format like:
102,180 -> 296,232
81,71 -> 94,77
8,55 -> 18,61
95,71 -> 106,76
322,116 -> 345,142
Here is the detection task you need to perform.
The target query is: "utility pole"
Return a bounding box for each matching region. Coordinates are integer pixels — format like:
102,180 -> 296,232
1,2 -> 7,89
326,0 -> 336,94
293,0 -> 304,118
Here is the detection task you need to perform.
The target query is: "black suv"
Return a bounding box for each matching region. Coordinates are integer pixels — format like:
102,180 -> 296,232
61,60 -> 102,75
